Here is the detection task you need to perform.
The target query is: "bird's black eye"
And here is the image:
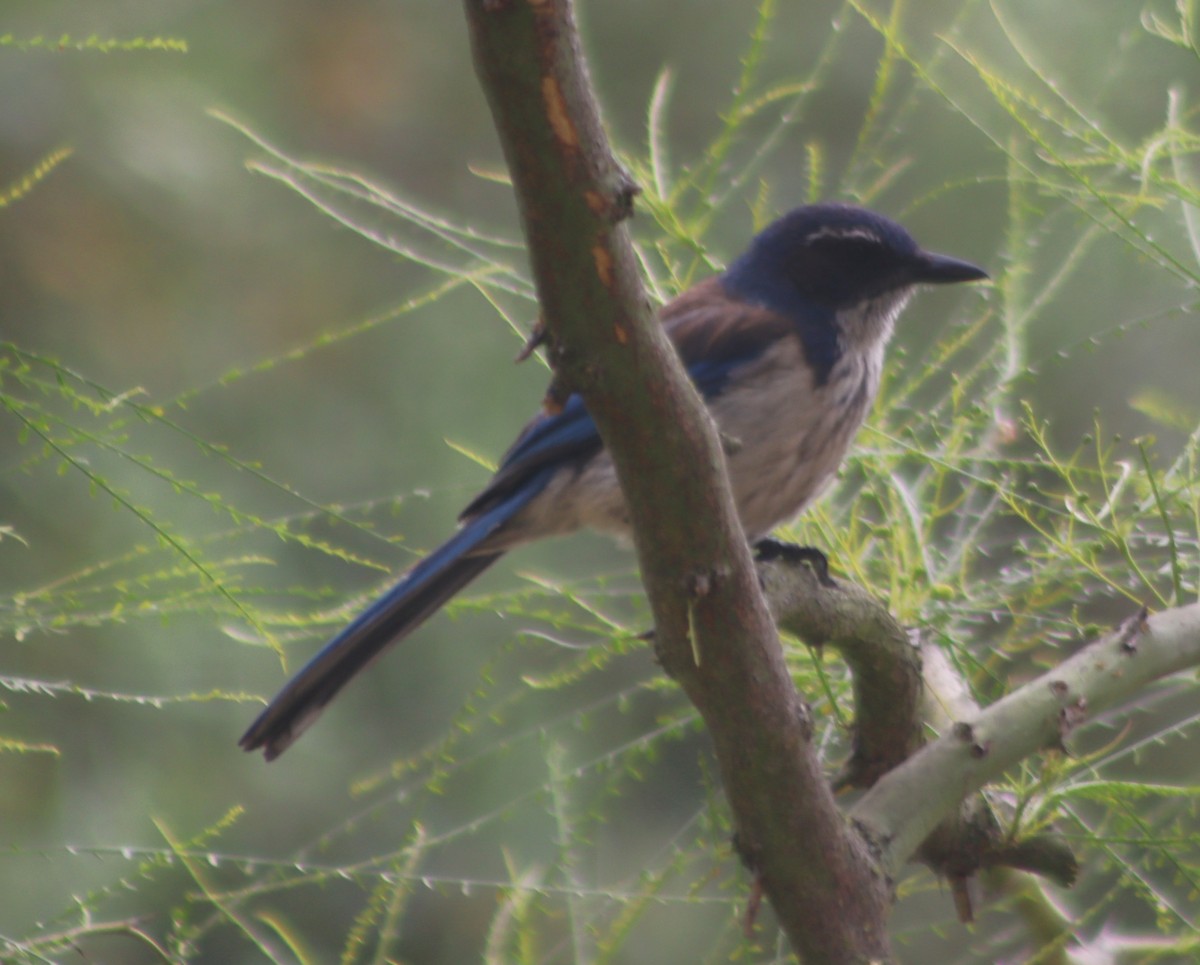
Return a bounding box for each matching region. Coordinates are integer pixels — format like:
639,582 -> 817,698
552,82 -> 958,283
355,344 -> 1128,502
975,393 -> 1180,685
808,230 -> 901,272
796,231 -> 908,303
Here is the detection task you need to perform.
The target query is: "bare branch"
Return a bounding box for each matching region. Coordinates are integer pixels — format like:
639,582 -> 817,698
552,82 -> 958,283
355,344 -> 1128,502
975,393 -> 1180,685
852,603 -> 1200,875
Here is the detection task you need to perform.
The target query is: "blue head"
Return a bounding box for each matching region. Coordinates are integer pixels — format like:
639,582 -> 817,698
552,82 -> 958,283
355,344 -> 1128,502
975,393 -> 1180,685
722,202 -> 987,343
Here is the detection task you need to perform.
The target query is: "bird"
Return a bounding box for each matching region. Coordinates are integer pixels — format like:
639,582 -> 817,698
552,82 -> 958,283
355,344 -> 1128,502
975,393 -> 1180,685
240,202 -> 987,760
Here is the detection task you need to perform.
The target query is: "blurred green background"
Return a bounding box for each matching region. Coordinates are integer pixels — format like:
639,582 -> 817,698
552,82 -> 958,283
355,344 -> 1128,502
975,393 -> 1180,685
2,1 -> 1199,962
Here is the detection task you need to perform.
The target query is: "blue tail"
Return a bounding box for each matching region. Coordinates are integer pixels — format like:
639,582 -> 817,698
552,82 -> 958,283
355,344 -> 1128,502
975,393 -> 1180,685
240,479 -> 546,760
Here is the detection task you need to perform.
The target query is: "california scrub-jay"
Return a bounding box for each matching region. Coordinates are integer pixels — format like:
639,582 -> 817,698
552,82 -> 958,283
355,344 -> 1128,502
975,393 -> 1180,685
241,202 -> 987,760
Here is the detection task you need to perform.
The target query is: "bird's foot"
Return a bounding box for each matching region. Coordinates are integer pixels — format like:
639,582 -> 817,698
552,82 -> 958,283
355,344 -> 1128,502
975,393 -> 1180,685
753,538 -> 836,588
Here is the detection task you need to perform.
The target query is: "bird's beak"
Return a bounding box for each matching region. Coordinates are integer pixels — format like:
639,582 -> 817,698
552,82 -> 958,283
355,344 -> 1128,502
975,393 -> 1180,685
913,251 -> 989,285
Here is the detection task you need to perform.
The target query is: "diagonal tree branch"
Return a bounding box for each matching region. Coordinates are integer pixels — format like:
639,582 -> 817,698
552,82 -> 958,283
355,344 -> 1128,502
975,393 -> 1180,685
852,601 -> 1200,876
463,1 -> 894,960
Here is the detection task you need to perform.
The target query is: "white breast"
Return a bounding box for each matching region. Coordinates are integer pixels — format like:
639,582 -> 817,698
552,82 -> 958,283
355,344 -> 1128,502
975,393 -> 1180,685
713,336 -> 883,540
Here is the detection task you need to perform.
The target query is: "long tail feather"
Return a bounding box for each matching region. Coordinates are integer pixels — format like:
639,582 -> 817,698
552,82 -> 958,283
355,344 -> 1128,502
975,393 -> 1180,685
240,480 -> 545,760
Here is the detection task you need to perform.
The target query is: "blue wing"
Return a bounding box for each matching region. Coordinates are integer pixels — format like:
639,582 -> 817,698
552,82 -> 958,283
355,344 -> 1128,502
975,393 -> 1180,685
459,392 -> 601,519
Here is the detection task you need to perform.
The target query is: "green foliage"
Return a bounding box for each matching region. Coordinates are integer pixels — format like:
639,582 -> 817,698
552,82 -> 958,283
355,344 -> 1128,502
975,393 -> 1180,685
3,1 -> 1200,963
0,34 -> 187,54
0,148 -> 72,208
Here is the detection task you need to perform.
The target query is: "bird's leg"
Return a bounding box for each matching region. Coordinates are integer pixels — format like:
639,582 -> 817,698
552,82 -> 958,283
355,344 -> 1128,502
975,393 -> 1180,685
753,537 -> 836,588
